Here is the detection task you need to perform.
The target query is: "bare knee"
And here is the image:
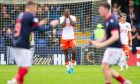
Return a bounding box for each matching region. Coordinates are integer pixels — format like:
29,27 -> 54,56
101,63 -> 110,72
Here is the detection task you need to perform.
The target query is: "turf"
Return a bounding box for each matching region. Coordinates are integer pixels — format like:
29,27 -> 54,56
0,65 -> 139,84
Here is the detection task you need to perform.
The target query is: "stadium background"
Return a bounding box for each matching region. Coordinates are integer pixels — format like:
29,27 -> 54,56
0,0 -> 140,84
0,0 -> 140,66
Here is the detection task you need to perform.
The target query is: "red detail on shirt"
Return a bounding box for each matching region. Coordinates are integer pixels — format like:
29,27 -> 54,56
111,28 -> 119,32
16,19 -> 22,23
32,23 -> 39,28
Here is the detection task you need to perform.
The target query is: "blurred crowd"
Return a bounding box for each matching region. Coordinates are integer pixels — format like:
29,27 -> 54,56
0,0 -> 140,51
0,2 -> 92,47
112,0 -> 140,53
0,4 -> 62,47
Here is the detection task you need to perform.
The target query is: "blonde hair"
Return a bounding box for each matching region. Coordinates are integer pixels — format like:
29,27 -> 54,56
119,13 -> 127,18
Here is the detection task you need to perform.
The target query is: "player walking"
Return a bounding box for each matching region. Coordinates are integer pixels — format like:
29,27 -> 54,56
119,13 -> 132,71
92,2 -> 131,84
7,1 -> 59,84
60,9 -> 76,74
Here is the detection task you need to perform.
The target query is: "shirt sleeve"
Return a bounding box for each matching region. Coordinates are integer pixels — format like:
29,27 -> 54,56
109,19 -> 119,31
31,16 -> 53,32
71,16 -> 76,23
33,25 -> 53,32
59,16 -> 64,25
32,16 -> 40,28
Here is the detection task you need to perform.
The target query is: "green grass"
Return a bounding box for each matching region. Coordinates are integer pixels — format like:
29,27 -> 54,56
0,65 -> 139,84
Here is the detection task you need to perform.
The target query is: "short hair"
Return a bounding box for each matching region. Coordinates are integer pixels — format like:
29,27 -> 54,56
120,13 -> 127,17
100,2 -> 111,10
26,1 -> 36,7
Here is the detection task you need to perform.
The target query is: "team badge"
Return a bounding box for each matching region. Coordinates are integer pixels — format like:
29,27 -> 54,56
110,19 -> 114,23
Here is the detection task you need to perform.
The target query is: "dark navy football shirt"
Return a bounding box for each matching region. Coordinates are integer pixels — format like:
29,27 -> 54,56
13,12 -> 52,49
104,15 -> 122,48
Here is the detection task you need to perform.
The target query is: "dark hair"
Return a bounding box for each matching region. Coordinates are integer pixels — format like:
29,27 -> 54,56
26,1 -> 36,7
100,2 -> 111,10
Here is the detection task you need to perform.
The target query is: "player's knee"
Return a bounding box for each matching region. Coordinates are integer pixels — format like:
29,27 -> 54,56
101,63 -> 110,72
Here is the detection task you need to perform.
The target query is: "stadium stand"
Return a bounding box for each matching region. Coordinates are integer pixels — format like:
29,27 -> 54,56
0,0 -> 140,65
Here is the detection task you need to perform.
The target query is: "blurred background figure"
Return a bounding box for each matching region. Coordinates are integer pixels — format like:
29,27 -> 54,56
112,2 -> 121,19
48,29 -> 60,46
131,25 -> 138,54
127,0 -> 137,26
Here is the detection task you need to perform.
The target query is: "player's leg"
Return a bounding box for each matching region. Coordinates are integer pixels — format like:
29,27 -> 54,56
102,48 -> 114,84
118,53 -> 125,71
7,67 -> 29,84
7,48 -> 32,84
124,58 -> 129,69
63,49 -> 70,68
121,53 -> 129,70
71,47 -> 76,67
101,63 -> 112,84
70,40 -> 77,67
61,40 -> 71,73
118,60 -> 124,71
15,67 -> 29,84
122,45 -> 129,69
122,45 -> 130,57
111,69 -> 131,84
62,40 -> 69,63
108,48 -> 131,84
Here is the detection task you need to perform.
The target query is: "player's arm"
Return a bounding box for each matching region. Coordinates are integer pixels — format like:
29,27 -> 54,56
102,29 -> 119,47
69,16 -> 76,26
32,18 -> 58,32
33,24 -> 53,32
93,21 -> 120,48
101,21 -> 120,47
60,17 -> 67,28
127,24 -> 132,46
94,29 -> 119,48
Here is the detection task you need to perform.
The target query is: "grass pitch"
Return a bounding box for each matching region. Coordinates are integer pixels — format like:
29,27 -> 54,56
0,65 -> 139,84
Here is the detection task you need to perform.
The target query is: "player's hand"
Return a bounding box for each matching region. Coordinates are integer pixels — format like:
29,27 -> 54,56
50,20 -> 59,27
93,42 -> 105,48
39,19 -> 48,25
64,13 -> 70,18
6,29 -> 11,35
64,9 -> 70,18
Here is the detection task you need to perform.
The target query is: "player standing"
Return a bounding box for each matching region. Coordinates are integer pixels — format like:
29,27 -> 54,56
92,2 -> 131,84
7,1 -> 59,84
119,13 -> 132,71
60,9 -> 76,74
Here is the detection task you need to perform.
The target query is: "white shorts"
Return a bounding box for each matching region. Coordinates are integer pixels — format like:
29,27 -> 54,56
11,47 -> 33,67
102,48 -> 123,65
